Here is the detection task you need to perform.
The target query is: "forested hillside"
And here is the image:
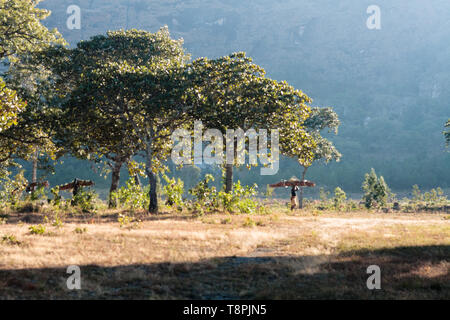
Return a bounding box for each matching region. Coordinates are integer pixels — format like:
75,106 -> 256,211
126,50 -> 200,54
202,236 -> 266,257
35,0 -> 450,194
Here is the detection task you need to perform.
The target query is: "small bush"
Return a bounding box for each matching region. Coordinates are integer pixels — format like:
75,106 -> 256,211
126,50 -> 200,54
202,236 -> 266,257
242,217 -> 256,228
50,186 -> 62,206
162,174 -> 184,209
362,168 -> 391,209
50,213 -> 64,228
71,187 -> 98,212
29,186 -> 47,201
1,234 -> 21,245
111,178 -> 149,210
221,217 -> 232,224
0,170 -> 28,206
118,213 -> 141,229
29,224 -> 46,235
333,187 -> 347,210
74,227 -> 87,234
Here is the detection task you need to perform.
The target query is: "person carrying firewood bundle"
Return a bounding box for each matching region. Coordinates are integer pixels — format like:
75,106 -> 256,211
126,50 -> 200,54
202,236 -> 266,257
291,185 -> 299,210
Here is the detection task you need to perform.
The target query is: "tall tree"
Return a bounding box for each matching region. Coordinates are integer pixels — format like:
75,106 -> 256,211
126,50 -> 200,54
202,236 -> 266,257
37,28 -> 189,208
0,0 -> 64,170
43,28 -> 190,212
188,52 -> 314,192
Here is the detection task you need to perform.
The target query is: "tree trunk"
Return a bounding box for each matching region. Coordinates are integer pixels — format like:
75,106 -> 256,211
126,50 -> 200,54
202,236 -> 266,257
298,167 -> 308,209
31,149 -> 38,183
146,145 -> 158,213
225,164 -> 233,193
148,170 -> 158,213
134,174 -> 142,188
108,160 -> 123,208
224,138 -> 237,193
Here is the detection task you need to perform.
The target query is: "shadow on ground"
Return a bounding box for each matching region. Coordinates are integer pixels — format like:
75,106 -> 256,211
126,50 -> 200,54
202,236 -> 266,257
0,245 -> 448,299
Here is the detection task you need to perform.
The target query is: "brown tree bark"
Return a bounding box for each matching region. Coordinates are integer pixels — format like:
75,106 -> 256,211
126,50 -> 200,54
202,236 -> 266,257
145,144 -> 158,213
31,149 -> 38,184
108,159 -> 124,208
298,167 -> 308,209
225,163 -> 233,193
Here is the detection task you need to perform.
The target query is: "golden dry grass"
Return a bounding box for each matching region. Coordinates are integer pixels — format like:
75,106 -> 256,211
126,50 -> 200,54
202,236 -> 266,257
0,210 -> 448,299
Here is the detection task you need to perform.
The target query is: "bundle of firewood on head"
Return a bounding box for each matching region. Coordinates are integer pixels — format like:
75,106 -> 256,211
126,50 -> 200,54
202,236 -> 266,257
12,181 -> 50,196
269,179 -> 316,188
58,179 -> 95,196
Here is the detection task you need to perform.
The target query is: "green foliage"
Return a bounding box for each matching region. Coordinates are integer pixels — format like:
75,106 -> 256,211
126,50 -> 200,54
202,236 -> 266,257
0,0 -> 65,167
43,27 -> 190,213
28,224 -> 46,235
265,184 -> 274,198
242,217 -> 256,228
30,185 -> 46,201
50,186 -> 61,206
188,174 -> 219,213
295,107 -> 341,175
74,227 -> 87,234
188,175 -> 258,214
162,174 -> 184,208
0,170 -> 27,206
1,234 -> 20,245
118,213 -> 142,229
333,187 -> 347,210
223,181 -> 258,214
0,77 -> 26,133
319,187 -> 330,202
111,178 -> 149,210
221,217 -> 232,224
422,187 -> 447,205
362,168 -> 391,209
44,213 -> 63,228
0,0 -> 65,61
71,187 -> 98,212
412,184 -> 422,201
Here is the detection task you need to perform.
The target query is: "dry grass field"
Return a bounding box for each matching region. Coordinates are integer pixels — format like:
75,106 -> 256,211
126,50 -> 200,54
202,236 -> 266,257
0,209 -> 449,299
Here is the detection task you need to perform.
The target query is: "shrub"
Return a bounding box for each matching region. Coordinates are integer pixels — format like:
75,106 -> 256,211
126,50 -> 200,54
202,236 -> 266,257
265,184 -> 274,198
188,174 -> 220,212
111,178 -> 149,210
333,187 -> 347,210
1,234 -> 21,245
412,184 -> 422,201
118,213 -> 141,229
29,224 -> 46,235
0,170 -> 28,206
71,187 -> 98,212
242,217 -> 256,227
162,174 -> 184,209
188,175 -> 258,214
47,213 -> 64,228
362,168 -> 391,209
74,227 -> 87,234
30,186 -> 47,201
50,186 -> 62,206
